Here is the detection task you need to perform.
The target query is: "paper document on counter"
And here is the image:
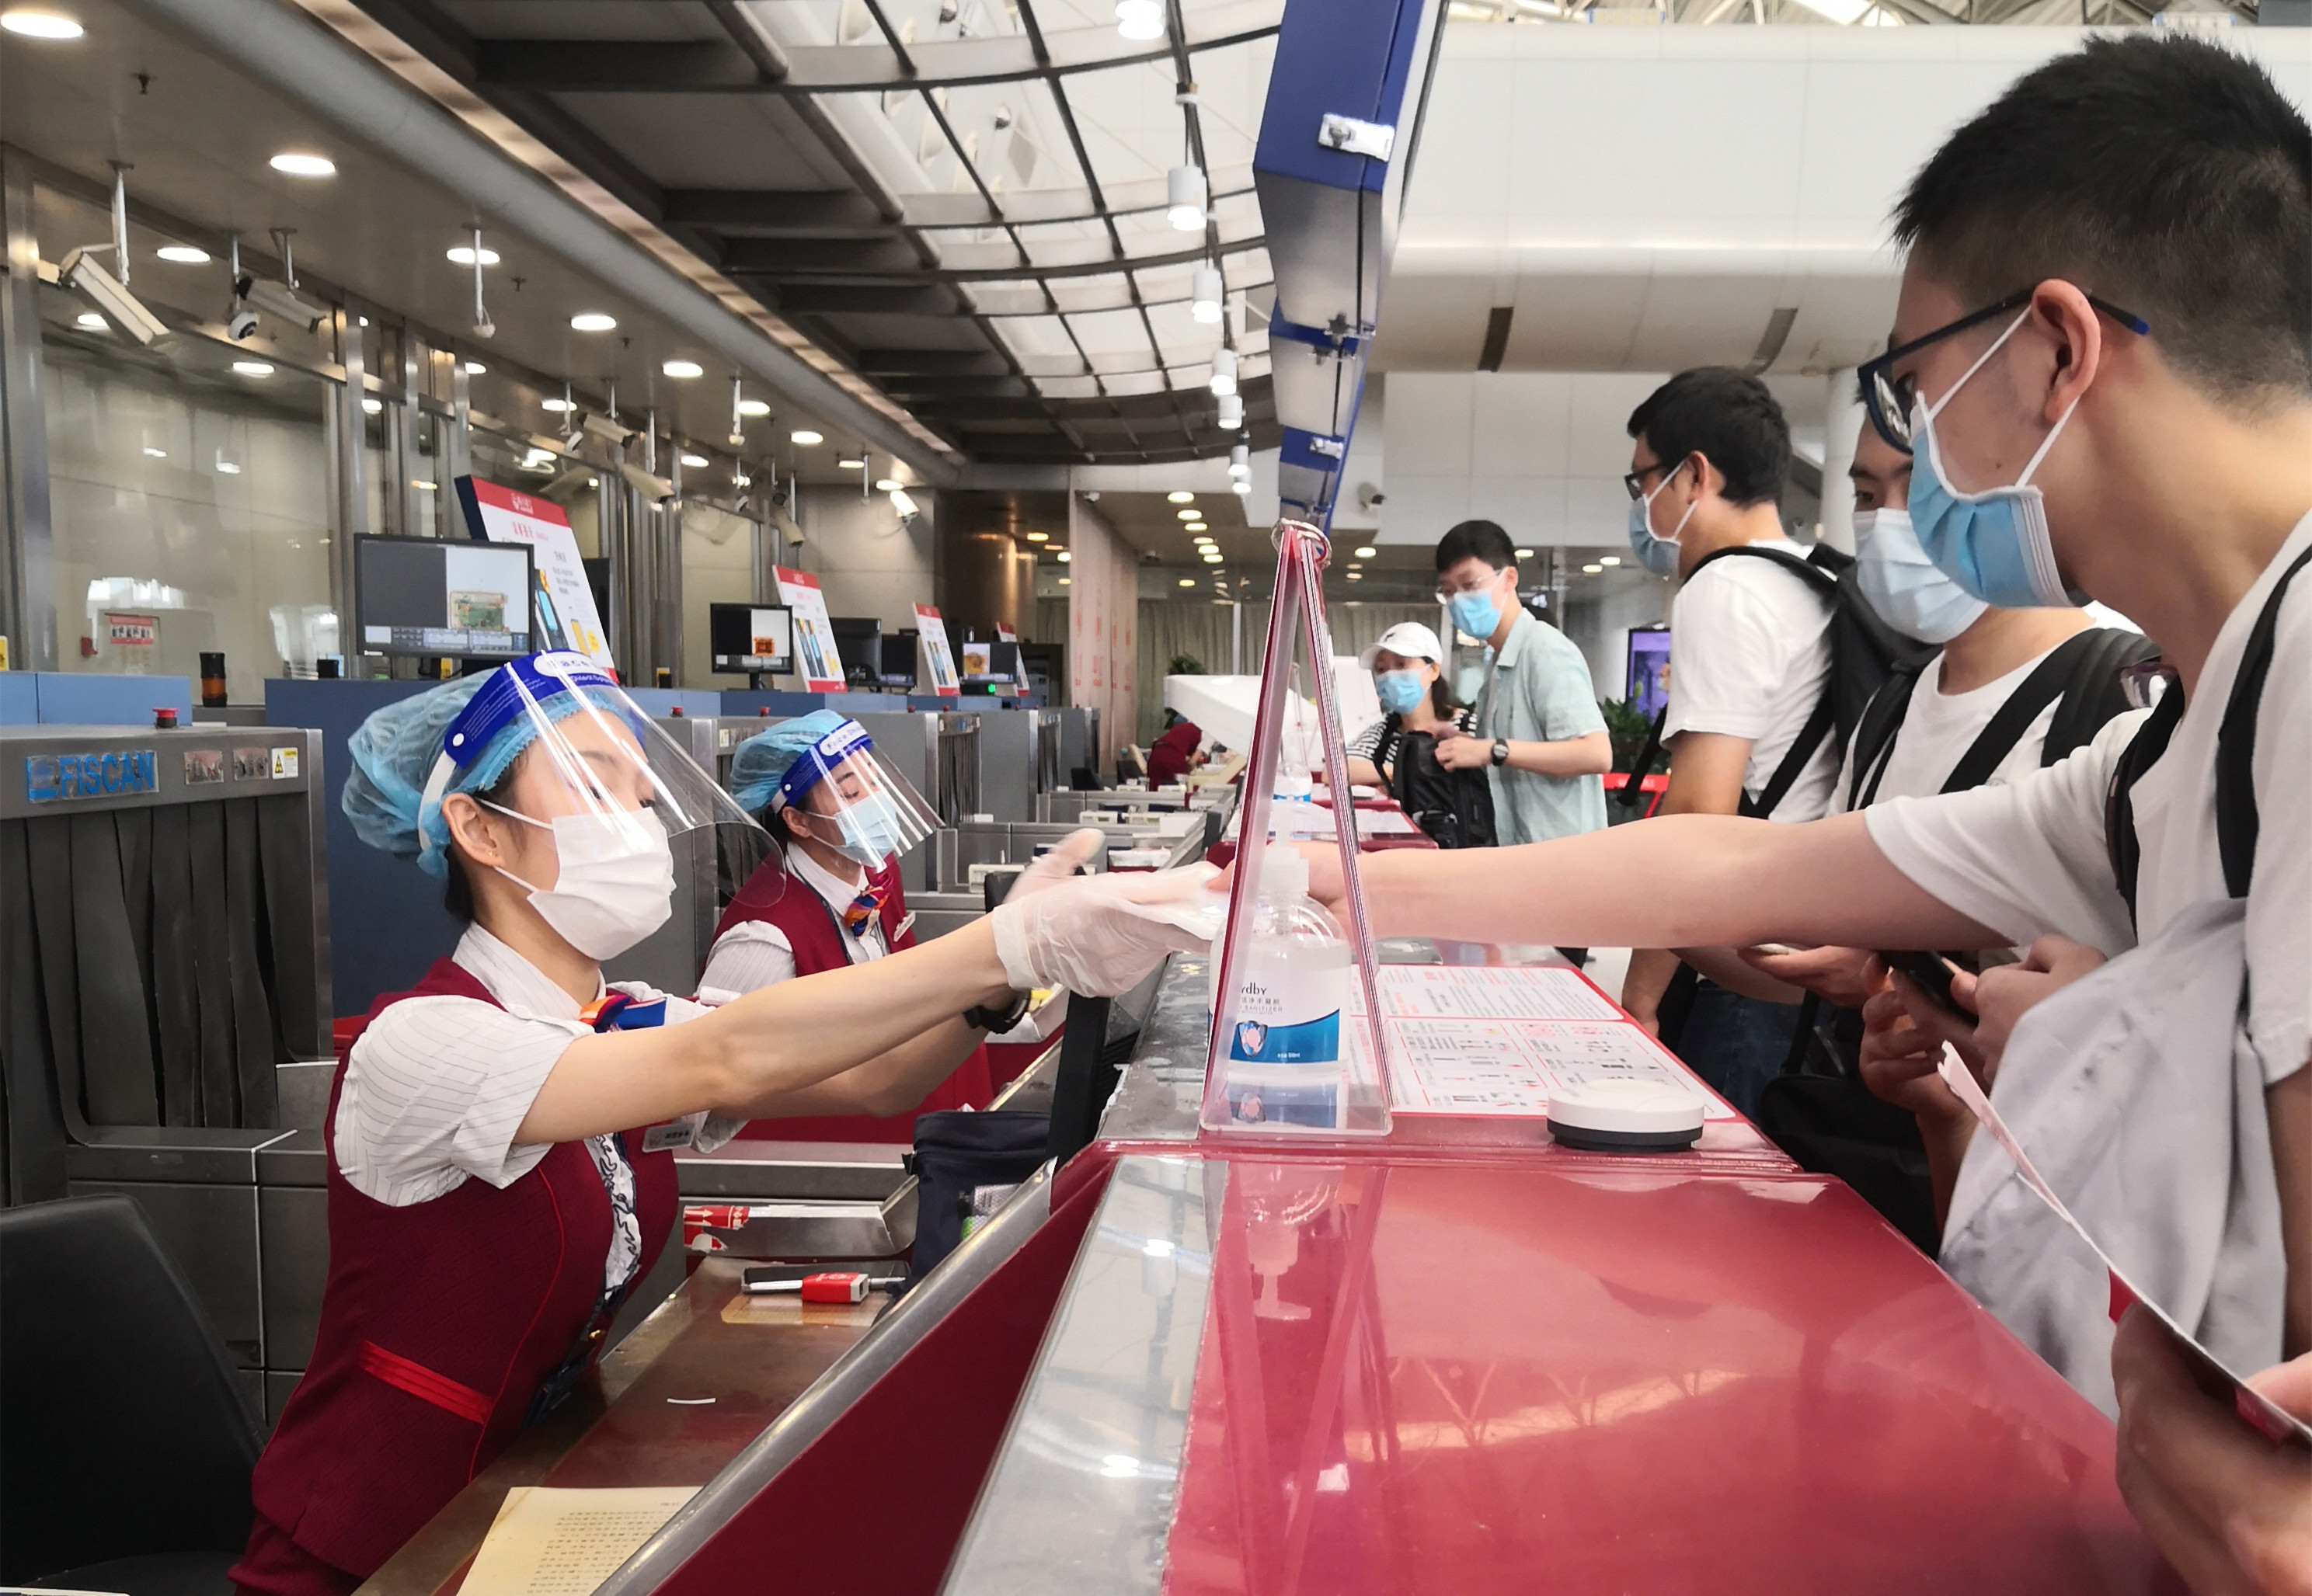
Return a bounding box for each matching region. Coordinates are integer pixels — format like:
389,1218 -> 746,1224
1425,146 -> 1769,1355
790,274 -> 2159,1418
1388,1017 -> 1737,1120
461,1486 -> 697,1596
1377,964 -> 1623,1022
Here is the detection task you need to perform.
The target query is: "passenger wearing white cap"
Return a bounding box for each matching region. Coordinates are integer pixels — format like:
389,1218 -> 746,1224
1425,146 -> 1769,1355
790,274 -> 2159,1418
1343,621 -> 1493,850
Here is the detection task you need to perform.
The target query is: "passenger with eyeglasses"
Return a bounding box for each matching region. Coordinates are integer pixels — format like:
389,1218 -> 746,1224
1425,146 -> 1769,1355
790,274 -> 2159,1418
1283,39 -> 2312,1586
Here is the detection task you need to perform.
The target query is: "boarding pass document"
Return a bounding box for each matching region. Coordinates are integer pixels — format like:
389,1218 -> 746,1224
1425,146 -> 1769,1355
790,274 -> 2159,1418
461,1486 -> 698,1596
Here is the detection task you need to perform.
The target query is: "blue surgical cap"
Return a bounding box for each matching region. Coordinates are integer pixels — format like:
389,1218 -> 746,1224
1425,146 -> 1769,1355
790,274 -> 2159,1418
342,655 -> 622,878
729,710 -> 865,817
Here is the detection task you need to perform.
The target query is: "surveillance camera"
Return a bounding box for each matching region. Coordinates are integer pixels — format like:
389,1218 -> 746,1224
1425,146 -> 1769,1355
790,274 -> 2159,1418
61,248 -> 169,346
472,318 -> 496,340
580,412 -> 637,448
1356,482 -> 1385,510
227,302 -> 259,342
242,276 -> 327,334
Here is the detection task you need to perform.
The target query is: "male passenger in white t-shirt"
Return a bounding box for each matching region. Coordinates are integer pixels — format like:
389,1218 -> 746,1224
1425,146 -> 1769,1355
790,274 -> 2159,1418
1300,38 -> 2311,1586
1617,368 -> 1833,1116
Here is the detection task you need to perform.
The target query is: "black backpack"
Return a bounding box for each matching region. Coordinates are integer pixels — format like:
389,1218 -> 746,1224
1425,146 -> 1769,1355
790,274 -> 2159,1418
1615,541 -> 1934,818
1377,722 -> 1497,850
1756,625 -> 2163,1255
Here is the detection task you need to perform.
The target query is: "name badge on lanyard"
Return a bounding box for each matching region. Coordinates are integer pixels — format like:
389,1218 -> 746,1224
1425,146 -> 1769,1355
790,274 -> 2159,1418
642,1118 -> 697,1153
581,993 -> 691,1152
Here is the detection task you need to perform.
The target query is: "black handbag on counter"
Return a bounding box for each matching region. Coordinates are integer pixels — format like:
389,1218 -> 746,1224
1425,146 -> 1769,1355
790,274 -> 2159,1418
903,1109 -> 1051,1282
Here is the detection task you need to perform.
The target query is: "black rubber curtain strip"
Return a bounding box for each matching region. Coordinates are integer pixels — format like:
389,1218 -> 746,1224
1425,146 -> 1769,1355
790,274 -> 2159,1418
24,815 -> 93,1139
69,811 -> 161,1126
223,800 -> 279,1128
0,822 -> 70,1200
148,805 -> 203,1128
258,793 -> 321,1061
187,802 -> 239,1125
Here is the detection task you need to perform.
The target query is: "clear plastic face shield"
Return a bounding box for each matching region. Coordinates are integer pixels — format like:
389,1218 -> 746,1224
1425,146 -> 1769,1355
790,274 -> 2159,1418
768,718 -> 942,874
422,652 -> 771,956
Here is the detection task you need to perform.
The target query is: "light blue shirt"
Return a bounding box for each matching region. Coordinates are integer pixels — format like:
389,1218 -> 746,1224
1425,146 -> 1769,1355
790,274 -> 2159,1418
1475,609 -> 1608,845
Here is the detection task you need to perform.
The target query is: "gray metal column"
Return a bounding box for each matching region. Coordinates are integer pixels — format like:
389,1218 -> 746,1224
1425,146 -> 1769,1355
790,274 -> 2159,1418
329,310 -> 369,668
1,144 -> 57,669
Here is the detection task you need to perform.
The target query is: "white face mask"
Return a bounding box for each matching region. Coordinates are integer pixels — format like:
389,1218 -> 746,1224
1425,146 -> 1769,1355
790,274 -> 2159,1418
484,802 -> 674,961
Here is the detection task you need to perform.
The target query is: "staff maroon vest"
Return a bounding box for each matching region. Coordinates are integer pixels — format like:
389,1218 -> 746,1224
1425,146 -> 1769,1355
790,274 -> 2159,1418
240,960 -> 677,1577
712,855 -> 994,1140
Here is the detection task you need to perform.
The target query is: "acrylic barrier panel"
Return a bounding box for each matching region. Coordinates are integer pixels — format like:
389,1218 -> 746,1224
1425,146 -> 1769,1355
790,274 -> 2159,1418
1201,523 -> 1394,1138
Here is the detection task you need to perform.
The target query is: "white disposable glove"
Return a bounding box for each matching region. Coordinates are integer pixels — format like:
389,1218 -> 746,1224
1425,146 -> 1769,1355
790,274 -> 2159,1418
991,864 -> 1223,997
1002,827 -> 1105,902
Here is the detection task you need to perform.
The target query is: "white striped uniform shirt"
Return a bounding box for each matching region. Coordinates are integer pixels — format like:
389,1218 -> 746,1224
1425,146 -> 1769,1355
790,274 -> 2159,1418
335,923 -> 742,1294
695,846 -> 889,1005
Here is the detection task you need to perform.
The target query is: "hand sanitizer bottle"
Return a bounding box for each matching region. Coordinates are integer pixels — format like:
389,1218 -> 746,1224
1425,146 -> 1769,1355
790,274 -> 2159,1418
1215,850 -> 1350,1129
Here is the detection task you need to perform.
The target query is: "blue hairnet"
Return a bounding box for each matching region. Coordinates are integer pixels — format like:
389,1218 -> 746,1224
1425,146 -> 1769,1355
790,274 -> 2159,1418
342,667 -> 608,878
729,709 -> 858,816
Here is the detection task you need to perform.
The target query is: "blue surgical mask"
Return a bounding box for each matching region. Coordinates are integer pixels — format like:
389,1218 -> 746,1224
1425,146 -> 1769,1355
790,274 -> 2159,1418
1627,461 -> 1694,579
1854,508 -> 1986,645
1907,311 -> 2083,608
832,806 -> 902,869
1375,669 -> 1427,716
1448,587 -> 1501,641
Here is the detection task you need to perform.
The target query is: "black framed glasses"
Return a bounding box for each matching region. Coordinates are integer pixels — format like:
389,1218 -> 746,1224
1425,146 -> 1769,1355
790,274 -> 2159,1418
1857,288 -> 2150,456
1622,457 -> 1685,502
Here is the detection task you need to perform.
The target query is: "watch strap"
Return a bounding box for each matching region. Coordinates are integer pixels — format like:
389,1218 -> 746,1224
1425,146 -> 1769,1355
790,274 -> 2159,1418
964,989 -> 1031,1033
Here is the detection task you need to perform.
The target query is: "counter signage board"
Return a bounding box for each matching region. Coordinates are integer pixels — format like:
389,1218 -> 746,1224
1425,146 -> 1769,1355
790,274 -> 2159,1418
914,603 -> 959,697
774,567 -> 845,691
455,476 -> 612,671
104,612 -> 158,648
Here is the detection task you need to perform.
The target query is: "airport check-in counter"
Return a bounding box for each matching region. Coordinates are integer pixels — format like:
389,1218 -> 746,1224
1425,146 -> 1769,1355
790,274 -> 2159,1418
488,938 -> 2174,1596
848,710 -> 983,894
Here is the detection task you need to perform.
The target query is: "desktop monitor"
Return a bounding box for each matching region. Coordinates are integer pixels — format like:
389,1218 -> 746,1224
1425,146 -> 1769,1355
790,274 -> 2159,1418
355,534 -> 534,660
879,631 -> 920,688
828,617 -> 883,688
708,603 -> 795,676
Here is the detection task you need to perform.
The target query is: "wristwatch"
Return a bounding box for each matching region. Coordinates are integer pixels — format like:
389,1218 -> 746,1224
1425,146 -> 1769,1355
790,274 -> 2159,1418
1490,739 -> 1510,767
964,989 -> 1032,1034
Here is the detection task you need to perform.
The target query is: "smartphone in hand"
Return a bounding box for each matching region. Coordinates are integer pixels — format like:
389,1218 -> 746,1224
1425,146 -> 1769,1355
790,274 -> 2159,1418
1877,950 -> 1974,1021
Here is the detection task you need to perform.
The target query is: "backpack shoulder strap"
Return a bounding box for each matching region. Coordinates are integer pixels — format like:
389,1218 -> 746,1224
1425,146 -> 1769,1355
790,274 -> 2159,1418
1688,542 -> 1840,597
1614,708 -> 1668,811
1848,662 -> 1927,810
1940,628 -> 2108,795
1687,545 -> 1840,819
2042,628 -> 2162,767
2104,684 -> 2184,930
2214,542 -> 2312,898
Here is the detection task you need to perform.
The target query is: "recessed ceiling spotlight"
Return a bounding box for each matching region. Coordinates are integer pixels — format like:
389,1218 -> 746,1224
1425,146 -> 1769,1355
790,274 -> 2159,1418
1176,508 -> 1200,521
1582,563 -> 1603,574
362,397 -> 383,415
1177,576 -> 1196,587
2,11 -> 85,39
464,360 -> 486,375
1058,575 -> 1071,586
875,478 -> 901,492
142,446 -> 166,458
1600,555 -> 1621,566
1186,522 -> 1208,534
1514,547 -> 1535,558
446,245 -> 500,267
75,311 -> 106,329
155,244 -> 209,264
1345,570 -> 1363,581
1115,0 -> 1164,40
232,360 -> 274,377
569,311 -> 618,332
1057,551 -> 1071,562
837,456 -> 865,470
270,152 -> 336,178
541,396 -> 573,413
663,359 -> 704,379
1192,535 -> 1214,545
791,429 -> 823,445
1202,553 -> 1223,565
680,452 -> 709,469
1024,530 -> 1049,542
1354,545 -> 1377,558
1167,490 -> 1195,503
738,398 -> 771,417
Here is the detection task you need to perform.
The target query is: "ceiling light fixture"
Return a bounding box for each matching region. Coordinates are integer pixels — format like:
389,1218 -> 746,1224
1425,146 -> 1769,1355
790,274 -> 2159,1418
1115,0 -> 1164,40
1025,530 -> 1049,542
570,311 -> 617,332
1191,265 -> 1223,325
1217,391 -> 1244,431
1514,547 -> 1535,558
792,429 -> 823,446
1229,443 -> 1249,478
1167,490 -> 1195,503
1354,545 -> 1377,558
1177,577 -> 1196,588
446,244 -> 500,266
875,478 -> 901,492
1167,165 -> 1207,232
1345,570 -> 1363,581
215,455 -> 242,475
1176,508 -> 1201,520
2,10 -> 83,38
362,397 -> 383,415
681,451 -> 709,469
1057,551 -> 1071,562
1202,553 -> 1223,565
1600,555 -> 1621,566
1058,575 -> 1071,586
464,360 -> 486,375
269,152 -> 335,178
1208,347 -> 1237,397
738,398 -> 770,418
155,244 -> 209,264
1192,535 -> 1213,545
232,360 -> 274,377
837,456 -> 865,470
142,446 -> 165,458
1582,563 -> 1603,574
541,396 -> 573,413
663,359 -> 704,379
75,311 -> 106,329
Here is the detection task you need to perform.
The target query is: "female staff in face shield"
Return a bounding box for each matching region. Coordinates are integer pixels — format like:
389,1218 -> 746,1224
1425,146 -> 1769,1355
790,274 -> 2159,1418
697,711 -> 1046,1135
232,655 -> 1206,1596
